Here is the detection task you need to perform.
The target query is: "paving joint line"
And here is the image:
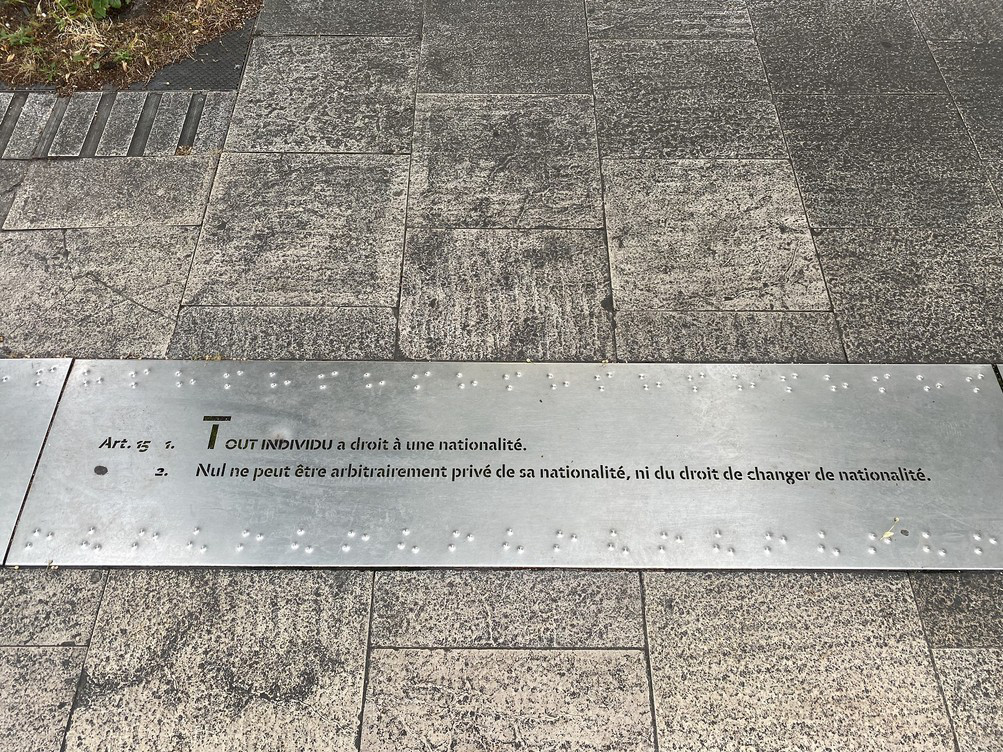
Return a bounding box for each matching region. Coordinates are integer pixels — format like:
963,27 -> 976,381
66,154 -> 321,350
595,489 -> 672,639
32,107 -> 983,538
353,571 -> 377,752
638,572 -> 660,752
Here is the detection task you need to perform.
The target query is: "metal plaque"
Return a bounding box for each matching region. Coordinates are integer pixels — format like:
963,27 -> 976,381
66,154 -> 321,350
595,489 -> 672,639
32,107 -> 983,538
0,359 -> 69,550
9,360 -> 1003,569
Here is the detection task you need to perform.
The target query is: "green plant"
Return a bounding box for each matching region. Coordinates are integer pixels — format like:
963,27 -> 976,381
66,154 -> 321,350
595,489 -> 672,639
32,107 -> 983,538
0,24 -> 35,46
90,0 -> 128,20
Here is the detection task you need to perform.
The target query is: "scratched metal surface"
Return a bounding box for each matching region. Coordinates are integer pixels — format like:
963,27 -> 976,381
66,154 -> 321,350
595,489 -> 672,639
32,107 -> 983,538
8,361 -> 1003,568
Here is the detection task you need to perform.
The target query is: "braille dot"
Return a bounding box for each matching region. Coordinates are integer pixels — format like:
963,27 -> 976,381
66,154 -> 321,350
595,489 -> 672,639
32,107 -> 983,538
938,549 -> 946,556
362,533 -> 370,541
297,528 -> 305,536
236,544 -> 244,551
397,542 -> 405,550
403,528 -> 410,536
975,547 -> 983,555
868,547 -> 876,554
553,544 -> 560,552
502,542 -> 510,550
411,546 -> 420,553
291,542 -> 299,550
817,544 -> 825,552
448,544 -> 456,552
305,546 -> 314,554
466,534 -> 474,541
517,546 -> 524,553
341,544 -> 350,552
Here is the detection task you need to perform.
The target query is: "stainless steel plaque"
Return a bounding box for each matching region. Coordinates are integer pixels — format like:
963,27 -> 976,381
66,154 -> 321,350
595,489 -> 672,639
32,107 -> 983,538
9,361 -> 1003,568
0,359 -> 69,550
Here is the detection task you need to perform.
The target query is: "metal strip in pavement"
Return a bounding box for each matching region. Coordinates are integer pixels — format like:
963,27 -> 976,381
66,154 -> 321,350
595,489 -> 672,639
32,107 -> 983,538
0,359 -> 70,550
8,361 -> 1003,569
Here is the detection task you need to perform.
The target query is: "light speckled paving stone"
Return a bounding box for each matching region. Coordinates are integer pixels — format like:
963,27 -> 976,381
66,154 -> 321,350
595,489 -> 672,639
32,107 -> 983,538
3,93 -> 55,159
4,157 -> 214,229
419,0 -> 590,94
603,159 -> 827,310
645,572 -> 955,751
750,0 -> 944,93
408,94 -> 602,228
257,0 -> 421,35
95,92 -> 145,157
362,649 -> 653,752
48,92 -> 100,157
169,306 -> 396,359
0,160 -> 24,223
64,569 -> 370,752
909,0 -> 1003,41
778,94 -> 1003,227
372,570 -> 643,647
930,42 -> 1003,160
399,228 -> 613,359
0,227 -> 197,358
911,573 -> 1003,648
934,649 -> 1003,752
617,311 -> 845,362
227,37 -> 418,153
0,648 -> 84,752
144,91 -> 191,155
586,0 -> 753,39
816,228 -> 1003,361
186,153 -> 407,306
592,40 -> 784,158
0,569 -> 104,646
191,91 -> 236,154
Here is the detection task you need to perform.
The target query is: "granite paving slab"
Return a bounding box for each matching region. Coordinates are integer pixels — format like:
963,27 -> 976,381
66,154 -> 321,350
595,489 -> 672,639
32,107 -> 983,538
591,40 -> 785,158
778,94 -> 1003,227
912,572 -> 1003,648
63,569 -> 370,752
48,93 -> 101,158
256,0 -> 422,36
909,0 -> 1003,42
95,93 -> 145,157
0,227 -> 198,358
0,569 -> 105,646
226,37 -> 418,153
3,94 -> 55,159
408,94 -> 602,228
585,0 -> 754,39
816,228 -> 1003,361
934,649 -> 1003,752
929,41 -> 1003,160
372,570 -> 643,647
144,91 -> 192,156
645,572 -> 955,751
186,153 -> 408,306
603,159 -> 827,310
168,306 -> 397,359
0,161 -> 24,223
361,649 -> 654,751
191,91 -> 237,154
0,648 -> 85,752
398,228 -> 614,359
419,0 -> 590,94
616,310 -> 846,362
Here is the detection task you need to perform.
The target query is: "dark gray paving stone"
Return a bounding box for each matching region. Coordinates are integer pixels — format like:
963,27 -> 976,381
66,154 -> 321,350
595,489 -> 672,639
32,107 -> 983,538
362,649 -> 653,751
592,40 -> 784,158
4,157 -> 215,229
930,41 -> 1003,159
95,92 -> 145,157
226,37 -> 418,153
909,0 -> 1003,42
778,95 -> 1003,227
186,153 -> 408,306
0,569 -> 105,646
934,649 -> 1003,752
48,92 -> 100,157
64,570 -> 370,752
192,91 -> 236,154
603,159 -> 827,310
257,0 -> 421,35
617,311 -> 845,362
0,227 -> 198,358
749,0 -> 944,93
912,572 -> 1003,648
419,0 -> 590,94
0,648 -> 84,752
816,228 -> 1003,362
144,91 -> 191,156
0,161 -> 24,223
399,228 -> 614,360
169,306 -> 396,359
586,0 -> 753,39
4,94 -> 55,159
645,572 -> 955,751
408,94 -> 602,228
372,570 -> 643,647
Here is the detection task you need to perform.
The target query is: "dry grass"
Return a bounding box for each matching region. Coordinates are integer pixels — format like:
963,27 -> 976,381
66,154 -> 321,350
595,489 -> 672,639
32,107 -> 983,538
0,0 -> 260,91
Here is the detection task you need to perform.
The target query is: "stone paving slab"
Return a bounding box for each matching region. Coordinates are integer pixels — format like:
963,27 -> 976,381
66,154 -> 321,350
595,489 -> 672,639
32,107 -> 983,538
191,91 -> 237,154
95,93 -> 145,157
362,649 -> 654,751
398,228 -> 613,359
0,228 -> 198,358
186,153 -> 408,306
591,40 -> 785,158
0,569 -> 104,646
585,0 -> 754,39
930,41 -> 1003,160
256,0 -> 422,36
0,161 -> 23,223
63,569 -> 370,752
145,92 -> 192,156
226,37 -> 418,153
48,92 -> 101,158
408,94 -> 602,228
0,647 -> 85,752
645,571 -> 956,751
372,570 -> 643,647
912,573 -> 1003,648
816,228 -> 1003,362
3,94 -> 55,159
908,0 -> 1003,42
419,0 -> 591,94
603,159 -> 827,310
934,649 -> 1003,752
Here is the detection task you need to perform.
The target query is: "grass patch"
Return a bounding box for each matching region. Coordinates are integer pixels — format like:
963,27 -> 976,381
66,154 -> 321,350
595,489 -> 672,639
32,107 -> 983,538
0,0 -> 260,90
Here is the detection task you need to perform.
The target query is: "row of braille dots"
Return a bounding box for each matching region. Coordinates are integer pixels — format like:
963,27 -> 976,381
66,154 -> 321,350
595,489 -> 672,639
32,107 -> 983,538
1,364 -> 61,388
